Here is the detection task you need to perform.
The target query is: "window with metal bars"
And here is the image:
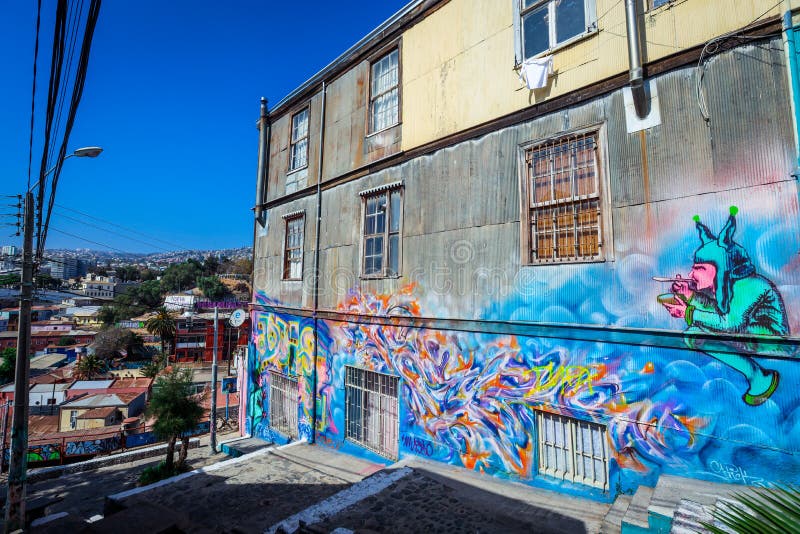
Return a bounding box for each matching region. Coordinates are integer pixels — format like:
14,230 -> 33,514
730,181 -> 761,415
369,49 -> 400,134
536,410 -> 609,490
269,371 -> 299,438
345,367 -> 399,459
524,132 -> 604,264
361,187 -> 402,278
289,107 -> 309,172
283,215 -> 304,280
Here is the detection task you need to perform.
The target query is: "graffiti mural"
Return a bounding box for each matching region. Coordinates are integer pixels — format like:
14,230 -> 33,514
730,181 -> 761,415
659,207 -> 790,405
249,298 -> 325,442
248,205 -> 800,494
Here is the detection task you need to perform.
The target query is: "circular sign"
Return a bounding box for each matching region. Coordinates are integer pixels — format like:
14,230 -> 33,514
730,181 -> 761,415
229,308 -> 247,327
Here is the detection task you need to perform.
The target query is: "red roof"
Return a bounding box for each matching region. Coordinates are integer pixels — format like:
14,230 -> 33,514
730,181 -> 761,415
77,407 -> 119,419
111,377 -> 153,389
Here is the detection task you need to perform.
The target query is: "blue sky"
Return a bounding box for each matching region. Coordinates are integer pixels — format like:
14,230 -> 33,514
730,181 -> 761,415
0,1 -> 407,254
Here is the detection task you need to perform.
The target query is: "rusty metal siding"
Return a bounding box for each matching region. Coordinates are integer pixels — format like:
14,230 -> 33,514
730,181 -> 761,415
256,36 -> 800,325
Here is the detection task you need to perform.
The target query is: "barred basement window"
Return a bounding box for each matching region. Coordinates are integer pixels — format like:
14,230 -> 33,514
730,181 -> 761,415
345,367 -> 399,459
269,371 -> 298,438
537,411 -> 608,490
524,131 -> 605,264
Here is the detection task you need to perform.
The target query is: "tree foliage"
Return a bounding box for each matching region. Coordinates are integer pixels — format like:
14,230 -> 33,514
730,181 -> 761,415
145,307 -> 176,357
147,367 -> 204,472
91,328 -> 143,360
703,485 -> 800,533
0,348 -> 16,384
57,336 -> 77,347
197,276 -> 228,300
160,260 -> 203,293
74,354 -> 105,380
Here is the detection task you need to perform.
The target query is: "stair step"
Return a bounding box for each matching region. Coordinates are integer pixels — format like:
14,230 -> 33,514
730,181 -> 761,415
601,494 -> 633,534
670,499 -> 714,534
623,485 -> 655,529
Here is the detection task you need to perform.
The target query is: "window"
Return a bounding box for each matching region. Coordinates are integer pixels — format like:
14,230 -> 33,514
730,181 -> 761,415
537,411 -> 608,490
523,131 -> 605,264
516,0 -> 596,61
345,367 -> 399,459
650,0 -> 671,8
282,214 -> 304,280
69,410 -> 78,430
269,371 -> 298,438
369,49 -> 400,133
289,107 -> 309,172
361,186 -> 402,277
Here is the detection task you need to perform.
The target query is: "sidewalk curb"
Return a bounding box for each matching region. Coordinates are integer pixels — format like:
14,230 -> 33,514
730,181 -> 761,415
104,439 -> 304,515
265,466 -> 413,534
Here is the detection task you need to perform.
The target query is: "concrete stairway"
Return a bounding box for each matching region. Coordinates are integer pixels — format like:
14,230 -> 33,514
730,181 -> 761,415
601,475 -> 742,534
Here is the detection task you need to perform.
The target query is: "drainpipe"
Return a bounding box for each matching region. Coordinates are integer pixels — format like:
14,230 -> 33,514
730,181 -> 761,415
783,1 -> 800,171
625,0 -> 648,118
254,97 -> 270,227
311,82 -> 327,445
249,97 -> 270,436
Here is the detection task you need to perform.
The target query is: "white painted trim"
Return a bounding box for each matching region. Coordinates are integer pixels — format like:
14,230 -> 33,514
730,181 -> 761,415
265,467 -> 412,534
107,439 -> 306,502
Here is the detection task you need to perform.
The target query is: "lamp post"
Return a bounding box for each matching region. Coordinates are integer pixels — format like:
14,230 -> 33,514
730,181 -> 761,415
5,146 -> 102,531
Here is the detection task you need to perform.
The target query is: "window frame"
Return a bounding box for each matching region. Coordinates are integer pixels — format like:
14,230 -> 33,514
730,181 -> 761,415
282,212 -> 305,281
359,184 -> 403,279
518,125 -> 612,266
536,410 -> 609,491
367,46 -> 402,136
288,106 -> 310,173
649,0 -> 673,11
513,0 -> 597,64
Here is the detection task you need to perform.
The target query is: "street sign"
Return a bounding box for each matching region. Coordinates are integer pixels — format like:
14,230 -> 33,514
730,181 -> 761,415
229,308 -> 246,327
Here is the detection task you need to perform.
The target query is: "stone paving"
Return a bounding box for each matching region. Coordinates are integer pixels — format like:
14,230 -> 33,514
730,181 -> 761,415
309,460 -> 608,534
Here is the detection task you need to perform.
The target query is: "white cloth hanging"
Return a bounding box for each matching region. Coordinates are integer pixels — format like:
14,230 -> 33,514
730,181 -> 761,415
520,55 -> 553,90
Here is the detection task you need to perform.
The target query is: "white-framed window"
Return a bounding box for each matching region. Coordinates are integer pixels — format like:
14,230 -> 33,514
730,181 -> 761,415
69,410 -> 78,430
369,49 -> 400,134
514,0 -> 597,62
289,107 -> 309,172
537,410 -> 608,490
521,130 -> 607,264
282,214 -> 305,280
360,185 -> 402,278
345,366 -> 399,459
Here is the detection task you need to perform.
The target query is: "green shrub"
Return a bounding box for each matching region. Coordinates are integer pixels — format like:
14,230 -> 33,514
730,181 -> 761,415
138,461 -> 186,486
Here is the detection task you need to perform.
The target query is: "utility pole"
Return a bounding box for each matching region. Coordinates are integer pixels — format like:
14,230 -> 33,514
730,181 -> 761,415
5,192 -> 34,531
210,306 -> 218,452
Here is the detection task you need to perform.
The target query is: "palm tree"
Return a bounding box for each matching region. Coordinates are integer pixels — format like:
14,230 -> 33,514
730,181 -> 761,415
74,354 -> 105,380
703,485 -> 800,533
146,307 -> 176,358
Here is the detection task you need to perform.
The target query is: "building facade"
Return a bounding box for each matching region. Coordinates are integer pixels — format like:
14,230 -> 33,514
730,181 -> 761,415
247,0 -> 800,502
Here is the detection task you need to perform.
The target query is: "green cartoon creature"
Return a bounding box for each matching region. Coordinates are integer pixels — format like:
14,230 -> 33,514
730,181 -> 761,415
660,207 -> 790,406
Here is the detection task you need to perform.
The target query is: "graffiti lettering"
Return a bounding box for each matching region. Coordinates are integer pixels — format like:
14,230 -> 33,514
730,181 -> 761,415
402,434 -> 434,457
708,460 -> 768,487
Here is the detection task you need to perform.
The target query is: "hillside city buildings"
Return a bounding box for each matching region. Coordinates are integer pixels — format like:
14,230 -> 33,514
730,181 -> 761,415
246,0 -> 800,513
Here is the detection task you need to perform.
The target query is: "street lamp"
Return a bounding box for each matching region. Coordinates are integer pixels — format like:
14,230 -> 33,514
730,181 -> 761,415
5,146 -> 102,530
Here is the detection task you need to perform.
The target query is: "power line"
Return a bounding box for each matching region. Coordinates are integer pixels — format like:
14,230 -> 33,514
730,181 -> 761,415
52,211 -> 173,252
27,0 -> 43,192
49,226 -> 129,254
54,203 -> 191,250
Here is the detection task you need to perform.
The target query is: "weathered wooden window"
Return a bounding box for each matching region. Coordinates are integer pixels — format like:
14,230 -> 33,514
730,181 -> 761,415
516,0 -> 596,60
537,410 -> 608,490
282,214 -> 304,280
361,186 -> 402,278
525,132 -> 603,263
369,49 -> 399,133
650,0 -> 671,9
269,371 -> 298,438
289,107 -> 309,171
345,366 -> 399,459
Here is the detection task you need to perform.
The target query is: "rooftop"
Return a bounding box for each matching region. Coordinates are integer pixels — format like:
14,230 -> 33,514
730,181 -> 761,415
77,406 -> 119,419
62,392 -> 143,408
70,379 -> 114,389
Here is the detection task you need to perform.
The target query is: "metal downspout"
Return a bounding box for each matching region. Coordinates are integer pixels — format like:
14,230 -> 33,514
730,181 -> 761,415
311,82 -> 327,444
783,4 -> 800,171
625,0 -> 648,118
250,97 -> 270,435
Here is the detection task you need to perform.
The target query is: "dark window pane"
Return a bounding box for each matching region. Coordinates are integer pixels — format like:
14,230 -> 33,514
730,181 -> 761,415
555,0 -> 585,44
523,6 -> 549,59
388,235 -> 399,275
389,191 -> 401,232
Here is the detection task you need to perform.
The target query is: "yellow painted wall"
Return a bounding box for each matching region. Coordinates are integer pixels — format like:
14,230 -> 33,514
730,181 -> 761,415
401,0 -> 782,149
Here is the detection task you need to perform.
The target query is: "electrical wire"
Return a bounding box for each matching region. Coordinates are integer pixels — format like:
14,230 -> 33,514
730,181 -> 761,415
53,204 -> 191,251
27,0 -> 43,192
38,0 -> 102,261
51,212 -> 174,253
49,227 -> 129,254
